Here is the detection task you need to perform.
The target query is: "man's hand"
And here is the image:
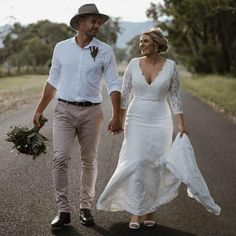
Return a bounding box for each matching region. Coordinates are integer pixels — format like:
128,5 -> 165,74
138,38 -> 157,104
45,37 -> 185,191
33,112 -> 43,128
108,91 -> 122,135
108,117 -> 123,135
32,82 -> 56,128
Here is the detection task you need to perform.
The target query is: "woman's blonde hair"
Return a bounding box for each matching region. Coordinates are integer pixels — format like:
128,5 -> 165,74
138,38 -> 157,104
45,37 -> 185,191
142,27 -> 168,53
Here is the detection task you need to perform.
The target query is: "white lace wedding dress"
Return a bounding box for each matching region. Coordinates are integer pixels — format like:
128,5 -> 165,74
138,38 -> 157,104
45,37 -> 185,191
97,58 -> 183,215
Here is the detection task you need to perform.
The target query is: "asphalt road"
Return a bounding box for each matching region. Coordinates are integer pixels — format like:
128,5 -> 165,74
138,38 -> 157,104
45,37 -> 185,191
0,87 -> 235,236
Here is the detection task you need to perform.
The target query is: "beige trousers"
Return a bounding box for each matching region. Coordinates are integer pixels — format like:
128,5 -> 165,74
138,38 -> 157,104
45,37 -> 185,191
52,101 -> 104,212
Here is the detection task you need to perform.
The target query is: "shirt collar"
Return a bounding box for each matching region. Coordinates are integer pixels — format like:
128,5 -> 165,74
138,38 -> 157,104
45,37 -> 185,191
72,36 -> 98,49
84,37 -> 98,48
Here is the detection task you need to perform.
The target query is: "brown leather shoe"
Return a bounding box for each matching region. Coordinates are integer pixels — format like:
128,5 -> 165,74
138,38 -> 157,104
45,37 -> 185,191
79,208 -> 94,226
51,212 -> 71,230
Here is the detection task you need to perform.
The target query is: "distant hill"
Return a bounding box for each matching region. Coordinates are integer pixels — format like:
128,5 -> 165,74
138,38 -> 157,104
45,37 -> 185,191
0,24 -> 11,48
116,21 -> 155,49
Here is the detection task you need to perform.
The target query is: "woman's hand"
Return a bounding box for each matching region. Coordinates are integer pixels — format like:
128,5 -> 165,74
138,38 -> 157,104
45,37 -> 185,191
175,113 -> 188,137
178,124 -> 188,137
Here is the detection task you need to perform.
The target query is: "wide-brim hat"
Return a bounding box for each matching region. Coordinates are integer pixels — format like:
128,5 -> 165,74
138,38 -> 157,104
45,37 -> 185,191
70,3 -> 109,30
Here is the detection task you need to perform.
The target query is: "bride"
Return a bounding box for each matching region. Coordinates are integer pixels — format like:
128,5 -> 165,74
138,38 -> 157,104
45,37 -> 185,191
97,27 -> 187,229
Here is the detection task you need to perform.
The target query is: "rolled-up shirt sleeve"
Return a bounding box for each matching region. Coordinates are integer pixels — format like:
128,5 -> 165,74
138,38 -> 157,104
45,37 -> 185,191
47,44 -> 61,89
103,47 -> 121,95
168,62 -> 183,114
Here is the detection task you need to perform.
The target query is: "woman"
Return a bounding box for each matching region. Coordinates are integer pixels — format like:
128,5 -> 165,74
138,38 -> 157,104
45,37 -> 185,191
97,28 -> 187,229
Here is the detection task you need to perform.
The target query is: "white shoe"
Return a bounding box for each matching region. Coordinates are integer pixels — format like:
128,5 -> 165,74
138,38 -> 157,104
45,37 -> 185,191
129,215 -> 141,229
144,220 -> 155,227
129,222 -> 140,229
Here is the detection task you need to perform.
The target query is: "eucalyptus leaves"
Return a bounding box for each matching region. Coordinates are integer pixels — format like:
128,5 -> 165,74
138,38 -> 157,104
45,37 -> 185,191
89,46 -> 99,61
6,116 -> 48,160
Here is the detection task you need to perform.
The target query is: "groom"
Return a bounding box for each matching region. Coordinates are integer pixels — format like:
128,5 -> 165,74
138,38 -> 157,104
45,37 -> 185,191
33,3 -> 122,229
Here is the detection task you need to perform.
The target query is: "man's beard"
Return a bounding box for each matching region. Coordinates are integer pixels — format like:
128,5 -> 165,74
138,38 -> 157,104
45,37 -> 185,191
86,28 -> 98,37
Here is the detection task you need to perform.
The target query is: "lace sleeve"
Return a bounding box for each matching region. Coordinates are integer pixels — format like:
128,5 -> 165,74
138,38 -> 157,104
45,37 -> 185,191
121,62 -> 133,109
168,63 -> 183,114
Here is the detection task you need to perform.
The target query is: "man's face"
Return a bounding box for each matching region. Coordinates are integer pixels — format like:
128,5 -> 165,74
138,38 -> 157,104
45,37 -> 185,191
79,15 -> 101,37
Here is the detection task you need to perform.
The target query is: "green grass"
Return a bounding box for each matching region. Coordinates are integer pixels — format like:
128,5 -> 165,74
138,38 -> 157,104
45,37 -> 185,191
0,75 -> 47,114
0,75 -> 46,92
181,74 -> 236,116
0,73 -> 236,119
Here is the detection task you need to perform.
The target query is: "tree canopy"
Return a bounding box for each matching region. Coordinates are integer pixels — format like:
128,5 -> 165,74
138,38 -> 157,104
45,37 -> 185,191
0,18 -> 121,76
127,0 -> 236,75
147,0 -> 236,74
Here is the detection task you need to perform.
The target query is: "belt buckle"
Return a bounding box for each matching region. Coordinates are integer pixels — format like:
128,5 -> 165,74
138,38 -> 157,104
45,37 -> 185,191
85,101 -> 93,106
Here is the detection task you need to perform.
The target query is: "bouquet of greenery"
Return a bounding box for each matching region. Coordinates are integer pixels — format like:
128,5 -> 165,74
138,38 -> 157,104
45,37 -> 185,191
6,116 -> 48,160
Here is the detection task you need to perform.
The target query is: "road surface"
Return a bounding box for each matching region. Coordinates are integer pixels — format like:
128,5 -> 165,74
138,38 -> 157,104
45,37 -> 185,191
0,87 -> 235,236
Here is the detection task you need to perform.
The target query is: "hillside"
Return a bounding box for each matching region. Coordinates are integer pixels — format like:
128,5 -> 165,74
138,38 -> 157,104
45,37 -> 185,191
116,21 -> 155,48
0,24 -> 11,48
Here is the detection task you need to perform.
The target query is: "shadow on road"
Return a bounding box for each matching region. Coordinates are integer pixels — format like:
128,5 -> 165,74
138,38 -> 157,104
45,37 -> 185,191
109,222 -> 196,236
50,224 -> 114,236
41,222 -> 197,236
51,226 -> 82,236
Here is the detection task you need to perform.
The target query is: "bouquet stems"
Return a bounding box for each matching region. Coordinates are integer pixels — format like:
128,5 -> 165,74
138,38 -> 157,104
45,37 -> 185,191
6,116 -> 48,160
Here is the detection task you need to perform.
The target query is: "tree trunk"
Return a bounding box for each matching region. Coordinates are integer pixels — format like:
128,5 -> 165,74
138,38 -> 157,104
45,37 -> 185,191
217,18 -> 231,72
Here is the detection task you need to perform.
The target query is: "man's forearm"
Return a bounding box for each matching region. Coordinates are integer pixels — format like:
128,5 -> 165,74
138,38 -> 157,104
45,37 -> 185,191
110,91 -> 121,118
35,82 -> 56,114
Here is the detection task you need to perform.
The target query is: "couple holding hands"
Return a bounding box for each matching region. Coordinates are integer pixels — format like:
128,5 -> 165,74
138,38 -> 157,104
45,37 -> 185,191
33,3 -> 220,231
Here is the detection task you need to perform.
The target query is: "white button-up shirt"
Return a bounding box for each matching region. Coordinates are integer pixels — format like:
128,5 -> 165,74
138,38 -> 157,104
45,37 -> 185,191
47,36 -> 121,102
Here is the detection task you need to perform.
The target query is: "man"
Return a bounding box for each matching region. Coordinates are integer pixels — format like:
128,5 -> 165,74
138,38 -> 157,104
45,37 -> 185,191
33,3 -> 122,229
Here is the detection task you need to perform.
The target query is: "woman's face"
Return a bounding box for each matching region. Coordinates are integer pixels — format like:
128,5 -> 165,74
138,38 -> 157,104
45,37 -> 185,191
139,34 -> 156,56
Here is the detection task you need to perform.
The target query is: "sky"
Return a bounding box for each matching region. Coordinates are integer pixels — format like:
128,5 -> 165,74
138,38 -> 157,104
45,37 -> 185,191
0,0 -> 162,26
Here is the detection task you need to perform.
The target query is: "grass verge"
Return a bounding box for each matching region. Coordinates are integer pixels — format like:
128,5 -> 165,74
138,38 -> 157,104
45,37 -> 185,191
181,74 -> 236,121
0,75 -> 47,114
1,74 -> 236,123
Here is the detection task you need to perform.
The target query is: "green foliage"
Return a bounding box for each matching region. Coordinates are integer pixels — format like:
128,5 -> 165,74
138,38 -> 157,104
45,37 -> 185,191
146,0 -> 236,75
0,18 -> 121,76
97,17 -> 121,46
126,35 -> 141,61
114,48 -> 127,63
189,45 -> 223,73
6,116 -> 48,160
0,20 -> 74,75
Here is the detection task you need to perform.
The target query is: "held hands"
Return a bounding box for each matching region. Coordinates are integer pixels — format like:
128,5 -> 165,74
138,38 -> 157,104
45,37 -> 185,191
108,116 -> 123,135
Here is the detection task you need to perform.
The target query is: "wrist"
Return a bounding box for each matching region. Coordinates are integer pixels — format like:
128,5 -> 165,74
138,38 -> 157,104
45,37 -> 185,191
112,112 -> 120,119
178,125 -> 185,132
112,117 -> 120,122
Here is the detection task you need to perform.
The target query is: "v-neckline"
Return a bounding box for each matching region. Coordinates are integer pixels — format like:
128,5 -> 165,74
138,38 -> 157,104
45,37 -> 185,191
139,58 -> 168,86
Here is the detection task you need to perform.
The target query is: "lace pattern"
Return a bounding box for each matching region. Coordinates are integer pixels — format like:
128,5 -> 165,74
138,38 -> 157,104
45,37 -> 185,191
121,62 -> 132,109
97,58 -> 185,215
168,63 -> 183,114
